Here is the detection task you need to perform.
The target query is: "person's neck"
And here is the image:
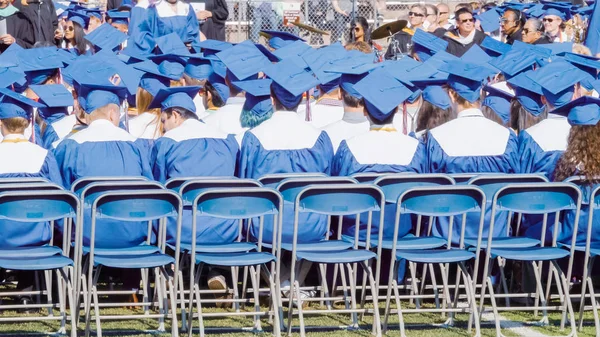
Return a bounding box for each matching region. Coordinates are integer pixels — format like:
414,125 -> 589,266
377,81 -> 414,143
319,89 -> 340,101
548,28 -> 560,37
459,29 -> 472,37
411,23 -> 422,30
456,103 -> 479,113
439,19 -> 448,26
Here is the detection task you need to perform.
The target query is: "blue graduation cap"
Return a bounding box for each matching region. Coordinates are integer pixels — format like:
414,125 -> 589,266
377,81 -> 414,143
543,4 -> 572,20
206,59 -> 229,102
154,32 -> 190,57
476,8 -> 501,32
92,51 -> 143,96
0,87 -> 43,120
85,23 -> 127,52
488,48 -> 539,79
133,60 -> 181,81
324,53 -> 383,99
216,40 -> 270,82
263,57 -> 320,109
76,81 -> 128,114
133,61 -> 174,96
272,40 -> 312,69
233,79 -> 273,118
255,43 -> 280,63
119,45 -> 149,64
302,42 -> 347,87
0,67 -> 26,89
440,60 -> 494,103
198,39 -> 233,58
482,82 -> 514,124
422,85 -> 451,110
481,36 -> 510,57
550,96 -> 600,125
507,70 -> 545,116
261,30 -> 305,49
527,60 -> 590,108
106,9 -> 129,25
511,40 -> 552,60
29,84 -> 73,119
542,42 -> 573,56
460,45 -> 500,75
148,86 -> 201,112
411,29 -> 448,62
563,52 -> 600,79
67,10 -> 90,29
17,47 -> 64,85
184,56 -> 213,80
353,68 -> 412,122
85,7 -> 103,20
422,50 -> 460,71
525,4 -> 546,18
381,57 -> 420,86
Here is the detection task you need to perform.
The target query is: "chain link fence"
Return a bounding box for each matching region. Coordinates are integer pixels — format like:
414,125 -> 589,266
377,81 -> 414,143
223,0 -> 459,44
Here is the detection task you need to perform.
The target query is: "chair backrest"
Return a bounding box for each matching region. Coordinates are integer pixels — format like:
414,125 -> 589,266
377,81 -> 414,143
0,190 -> 79,223
468,173 -> 549,200
258,172 -> 327,189
351,172 -> 390,183
492,183 -> 581,215
71,176 -> 149,195
0,183 -> 63,193
398,185 -> 486,217
295,184 -> 384,216
276,176 -> 357,203
80,181 -> 164,207
165,176 -> 238,191
374,173 -> 455,204
449,173 -> 479,184
564,176 -> 598,205
0,177 -> 50,184
179,178 -> 262,205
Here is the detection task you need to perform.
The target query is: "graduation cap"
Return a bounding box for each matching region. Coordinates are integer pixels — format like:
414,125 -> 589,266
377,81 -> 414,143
119,45 -> 149,64
541,42 -> 573,56
475,8 -> 501,32
198,39 -> 233,58
440,60 -> 494,103
488,48 -> 539,79
422,85 -> 451,110
234,79 -> 273,118
460,45 -> 500,74
527,60 -> 590,108
543,4 -> 572,20
563,52 -> 600,78
0,67 -> 26,89
261,30 -> 305,49
17,47 -> 64,85
482,82 -> 514,124
134,60 -> 181,81
133,61 -> 175,96
106,9 -> 129,25
353,68 -> 412,122
272,40 -> 312,69
525,4 -> 546,18
206,59 -> 230,102
148,86 -> 202,112
263,58 -> 320,109
550,96 -> 600,125
324,54 -> 383,99
0,87 -> 43,120
511,40 -> 552,61
85,7 -> 104,20
154,32 -> 190,57
76,81 -> 128,114
92,51 -> 143,96
29,84 -> 74,119
480,36 -> 510,57
184,56 -> 213,80
381,57 -> 420,86
411,29 -> 448,62
507,70 -> 545,116
67,10 -> 90,30
302,42 -> 347,88
216,40 -> 270,82
422,50 -> 459,71
255,43 -> 280,63
85,23 -> 127,52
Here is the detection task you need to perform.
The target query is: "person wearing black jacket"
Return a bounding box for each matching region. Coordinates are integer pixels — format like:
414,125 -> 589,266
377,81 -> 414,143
384,4 -> 427,59
0,0 -> 35,52
14,0 -> 58,45
443,8 -> 485,57
196,0 -> 228,41
522,18 -> 552,45
500,8 -> 523,45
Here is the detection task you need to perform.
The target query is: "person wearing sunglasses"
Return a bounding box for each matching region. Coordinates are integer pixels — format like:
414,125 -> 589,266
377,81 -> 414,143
443,7 -> 485,57
383,4 -> 426,59
522,18 -> 551,45
542,7 -> 570,43
500,8 -> 523,45
436,3 -> 452,29
425,4 -> 446,37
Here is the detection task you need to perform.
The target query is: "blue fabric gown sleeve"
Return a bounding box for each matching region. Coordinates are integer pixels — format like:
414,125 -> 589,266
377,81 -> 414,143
41,151 -> 65,189
425,132 -> 445,173
42,125 -> 59,150
134,140 -> 154,180
505,131 -> 520,173
319,131 -> 334,175
332,140 -> 350,176
518,130 -> 535,174
185,3 -> 201,50
150,138 -> 171,183
127,6 -> 157,55
413,139 -> 428,173
238,131 -> 257,179
53,139 -> 76,188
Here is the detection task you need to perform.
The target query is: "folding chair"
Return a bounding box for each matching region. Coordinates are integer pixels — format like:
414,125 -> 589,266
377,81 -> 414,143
449,173 -> 479,184
176,178 -> 262,330
382,185 -> 484,337
165,176 -> 239,191
351,173 -> 389,184
70,176 -> 149,195
81,189 -> 182,337
284,184 -> 384,337
0,177 -> 51,184
479,183 -> 580,337
0,190 -> 79,337
257,172 -> 327,188
185,187 -> 282,337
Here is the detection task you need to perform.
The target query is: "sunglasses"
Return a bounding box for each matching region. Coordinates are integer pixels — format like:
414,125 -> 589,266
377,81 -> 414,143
460,18 -> 475,23
66,26 -> 74,31
354,26 -> 362,31
408,12 -> 425,17
523,28 -> 537,34
543,18 -> 554,23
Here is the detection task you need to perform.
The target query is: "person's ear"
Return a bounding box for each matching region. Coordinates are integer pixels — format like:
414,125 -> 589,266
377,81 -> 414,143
448,89 -> 457,104
540,95 -> 547,105
337,89 -> 342,101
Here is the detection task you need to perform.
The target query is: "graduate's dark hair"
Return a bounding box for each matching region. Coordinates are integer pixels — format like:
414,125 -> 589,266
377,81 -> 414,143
364,101 -> 397,125
509,99 -> 547,133
204,81 -> 226,108
164,107 -> 199,121
347,16 -> 372,45
71,21 -> 93,56
270,87 -> 301,112
341,88 -> 362,108
480,105 -> 506,126
454,7 -> 473,19
416,100 -> 456,137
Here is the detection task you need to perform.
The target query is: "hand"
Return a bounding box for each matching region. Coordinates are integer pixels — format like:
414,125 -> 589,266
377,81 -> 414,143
54,29 -> 63,40
0,34 -> 15,45
196,10 -> 212,20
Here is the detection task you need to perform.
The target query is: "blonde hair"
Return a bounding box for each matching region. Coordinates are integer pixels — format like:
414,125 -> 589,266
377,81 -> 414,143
345,41 -> 372,53
135,87 -> 163,138
2,117 -> 30,134
573,43 -> 592,56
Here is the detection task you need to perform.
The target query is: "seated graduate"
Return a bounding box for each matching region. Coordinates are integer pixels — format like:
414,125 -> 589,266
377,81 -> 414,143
321,51 -> 376,153
203,41 -> 271,139
29,84 -> 74,150
232,78 -> 274,143
520,61 -> 591,178
481,82 -> 514,126
106,9 -> 129,34
63,10 -> 93,55
426,60 -> 519,243
333,68 -> 427,242
199,59 -> 229,119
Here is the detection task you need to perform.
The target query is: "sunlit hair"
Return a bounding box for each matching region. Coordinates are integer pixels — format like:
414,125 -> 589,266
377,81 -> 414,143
554,123 -> 600,183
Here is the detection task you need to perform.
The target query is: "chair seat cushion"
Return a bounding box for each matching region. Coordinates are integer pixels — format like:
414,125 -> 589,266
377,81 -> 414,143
94,253 -> 174,268
296,249 -> 376,263
0,246 -> 63,259
83,244 -> 160,256
395,249 -> 475,263
194,252 -> 275,266
179,242 -> 257,254
490,247 -> 569,261
0,255 -> 73,270
281,240 -> 353,252
464,237 -> 540,249
380,236 -> 447,250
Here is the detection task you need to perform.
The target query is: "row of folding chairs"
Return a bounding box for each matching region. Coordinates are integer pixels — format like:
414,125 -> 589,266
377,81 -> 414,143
0,173 -> 598,337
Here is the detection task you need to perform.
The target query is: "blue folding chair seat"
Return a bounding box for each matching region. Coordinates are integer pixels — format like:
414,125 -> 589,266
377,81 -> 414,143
464,236 -> 540,249
0,245 -> 63,258
0,255 -> 73,270
81,243 -> 160,256
179,241 -> 257,253
194,251 -> 276,266
490,247 -> 570,261
93,254 -> 175,269
296,249 -> 376,264
395,249 -> 475,264
280,240 -> 353,252
378,235 -> 447,250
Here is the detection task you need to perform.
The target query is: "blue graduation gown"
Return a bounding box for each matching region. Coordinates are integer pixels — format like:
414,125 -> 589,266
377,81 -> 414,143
0,135 -> 63,248
130,0 -> 201,55
151,119 -> 240,246
426,108 -> 520,245
54,119 -> 153,249
42,115 -> 77,150
333,128 -> 427,242
239,111 -> 334,245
